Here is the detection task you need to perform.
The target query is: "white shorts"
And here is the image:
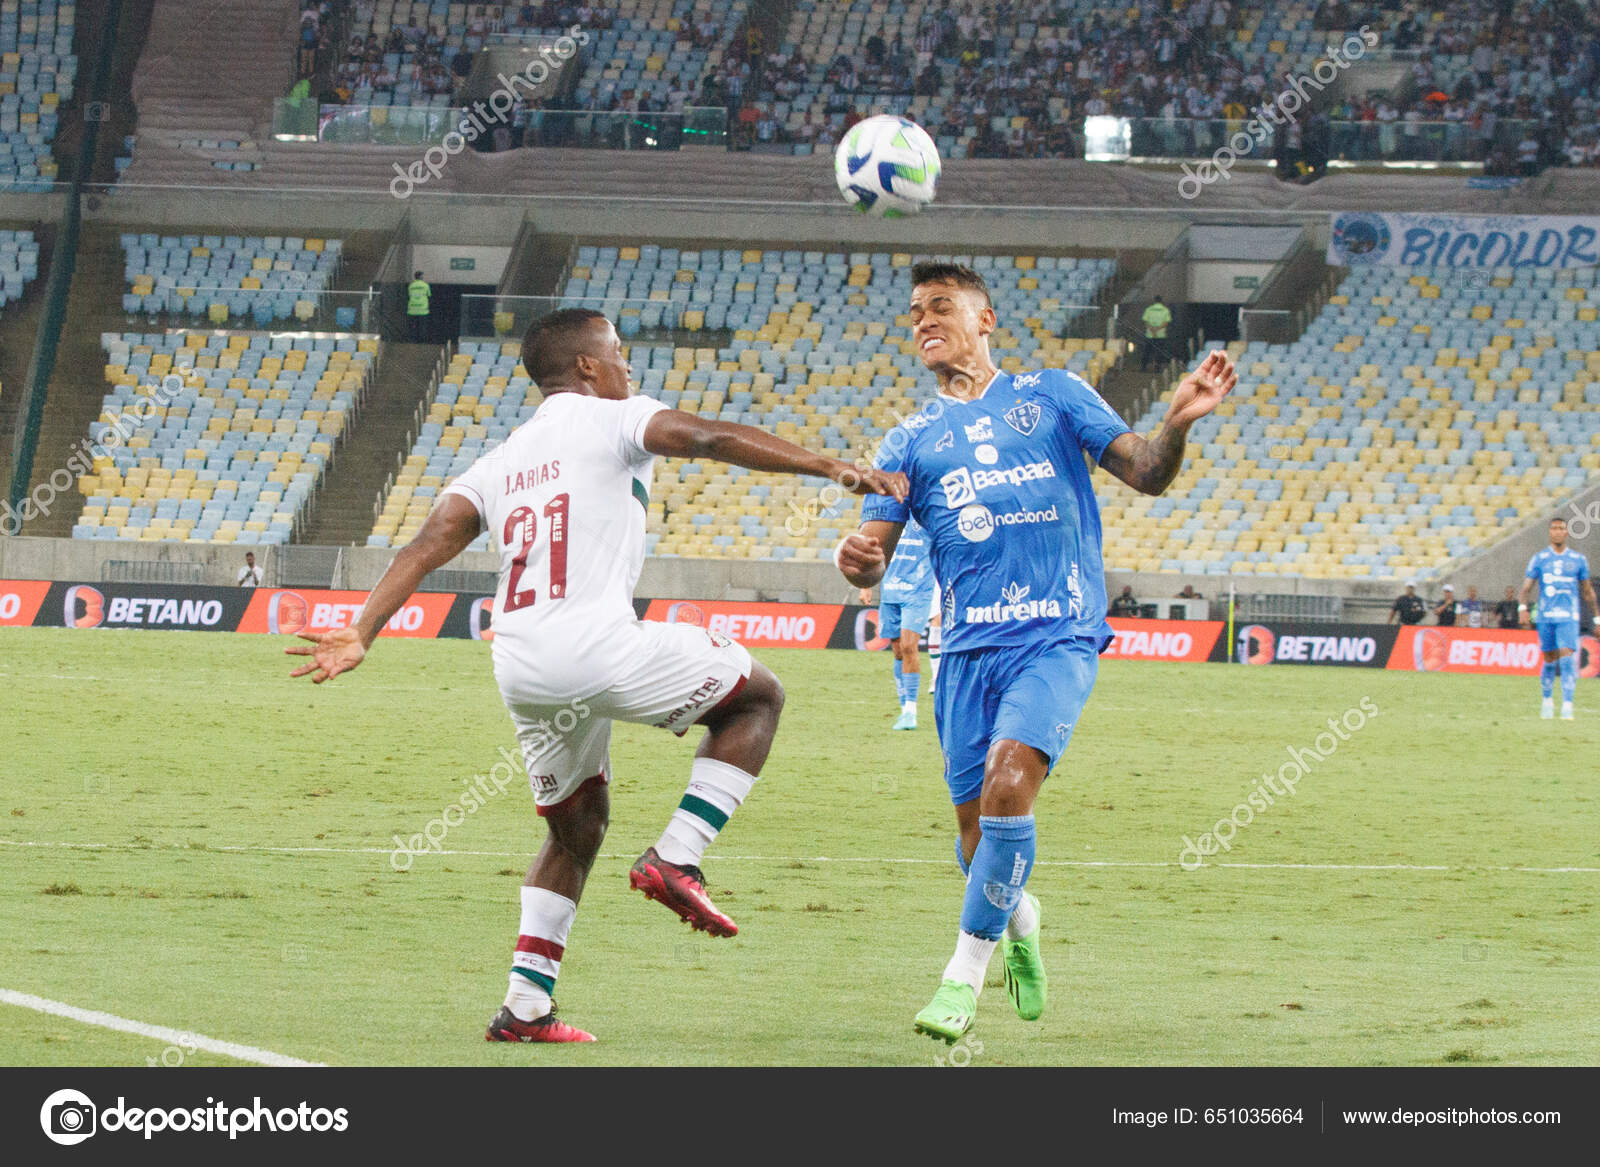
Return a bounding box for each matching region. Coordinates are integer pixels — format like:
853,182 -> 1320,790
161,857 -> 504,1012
500,620 -> 753,814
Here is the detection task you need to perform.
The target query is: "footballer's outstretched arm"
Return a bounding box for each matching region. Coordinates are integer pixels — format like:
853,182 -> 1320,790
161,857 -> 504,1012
836,519 -> 905,589
1099,349 -> 1237,496
644,410 -> 906,500
287,492 -> 482,683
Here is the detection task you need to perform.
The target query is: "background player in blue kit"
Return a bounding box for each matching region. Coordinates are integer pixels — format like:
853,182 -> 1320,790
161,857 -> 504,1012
836,263 -> 1236,1041
1519,516 -> 1599,720
859,517 -> 937,729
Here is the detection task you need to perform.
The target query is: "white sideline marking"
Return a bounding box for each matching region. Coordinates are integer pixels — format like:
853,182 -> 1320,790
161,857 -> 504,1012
0,989 -> 325,1067
2,838 -> 1595,874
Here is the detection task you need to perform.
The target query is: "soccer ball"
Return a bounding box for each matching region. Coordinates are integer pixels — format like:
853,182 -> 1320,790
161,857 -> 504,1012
834,115 -> 941,217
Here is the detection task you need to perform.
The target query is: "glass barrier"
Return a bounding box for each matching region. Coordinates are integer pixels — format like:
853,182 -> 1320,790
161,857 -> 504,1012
1098,116 -> 1550,165
272,99 -> 727,150
116,286 -> 379,334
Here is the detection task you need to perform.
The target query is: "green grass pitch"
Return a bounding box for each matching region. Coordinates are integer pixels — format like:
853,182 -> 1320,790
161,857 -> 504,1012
1,627 -> 1595,1066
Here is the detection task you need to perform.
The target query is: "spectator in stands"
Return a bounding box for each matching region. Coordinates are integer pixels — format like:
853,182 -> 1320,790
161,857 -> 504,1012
1140,296 -> 1171,371
1390,581 -> 1426,625
1495,585 -> 1522,629
237,552 -> 263,588
1434,583 -> 1458,626
1109,585 -> 1141,618
407,271 -> 432,342
1459,585 -> 1484,628
1176,584 -> 1204,599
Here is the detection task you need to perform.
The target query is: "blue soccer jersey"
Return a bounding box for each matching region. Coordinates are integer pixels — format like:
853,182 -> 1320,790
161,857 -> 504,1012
861,368 -> 1130,654
881,517 -> 935,598
1526,546 -> 1590,622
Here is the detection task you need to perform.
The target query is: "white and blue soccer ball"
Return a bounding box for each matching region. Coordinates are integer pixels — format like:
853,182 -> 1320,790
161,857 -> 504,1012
833,114 -> 941,218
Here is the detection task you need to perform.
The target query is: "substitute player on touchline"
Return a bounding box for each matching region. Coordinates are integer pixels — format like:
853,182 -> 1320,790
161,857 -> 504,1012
836,263 -> 1236,1042
288,308 -> 903,1043
1519,515 -> 1598,720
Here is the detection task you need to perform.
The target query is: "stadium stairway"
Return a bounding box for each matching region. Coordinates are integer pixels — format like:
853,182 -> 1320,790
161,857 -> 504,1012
18,226 -> 129,537
0,226 -> 57,501
123,0 -> 300,180
296,341 -> 443,547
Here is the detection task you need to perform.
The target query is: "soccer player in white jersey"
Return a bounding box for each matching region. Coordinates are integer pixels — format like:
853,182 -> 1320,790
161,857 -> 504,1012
288,308 -> 903,1043
836,263 -> 1234,1041
1519,515 -> 1599,719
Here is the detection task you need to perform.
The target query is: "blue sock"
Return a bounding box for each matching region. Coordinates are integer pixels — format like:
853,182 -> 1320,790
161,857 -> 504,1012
1559,655 -> 1577,702
959,815 -> 1036,941
955,836 -> 970,876
903,671 -> 920,705
893,657 -> 904,703
1541,660 -> 1557,698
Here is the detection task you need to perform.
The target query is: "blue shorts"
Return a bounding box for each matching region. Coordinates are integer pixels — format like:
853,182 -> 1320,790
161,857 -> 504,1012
1537,619 -> 1580,653
879,588 -> 934,641
932,636 -> 1102,806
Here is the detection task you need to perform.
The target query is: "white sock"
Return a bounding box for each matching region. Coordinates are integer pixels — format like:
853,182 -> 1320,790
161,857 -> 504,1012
1005,893 -> 1039,940
942,930 -> 998,995
504,886 -> 576,1021
655,757 -> 758,867
902,700 -> 917,713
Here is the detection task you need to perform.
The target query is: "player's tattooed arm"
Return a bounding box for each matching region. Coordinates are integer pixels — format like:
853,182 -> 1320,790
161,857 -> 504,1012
287,493 -> 481,683
1098,349 -> 1238,496
644,411 -> 906,499
836,520 -> 903,589
1099,423 -> 1191,497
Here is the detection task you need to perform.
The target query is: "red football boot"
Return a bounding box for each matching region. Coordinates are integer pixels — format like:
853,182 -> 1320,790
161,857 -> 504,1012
628,847 -> 738,937
485,1004 -> 596,1043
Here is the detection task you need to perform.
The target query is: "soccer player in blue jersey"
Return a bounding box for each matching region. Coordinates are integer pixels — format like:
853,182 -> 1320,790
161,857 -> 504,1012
859,517 -> 937,729
835,262 -> 1236,1040
1519,516 -> 1599,720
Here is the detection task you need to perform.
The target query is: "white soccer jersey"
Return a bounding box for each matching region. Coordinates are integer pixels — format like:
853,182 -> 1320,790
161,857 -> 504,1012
442,390 -> 670,697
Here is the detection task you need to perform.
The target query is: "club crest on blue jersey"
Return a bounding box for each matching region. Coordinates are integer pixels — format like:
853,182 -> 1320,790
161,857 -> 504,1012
1004,401 -> 1042,436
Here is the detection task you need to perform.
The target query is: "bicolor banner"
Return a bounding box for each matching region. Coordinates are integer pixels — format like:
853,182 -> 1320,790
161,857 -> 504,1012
1328,211 -> 1600,269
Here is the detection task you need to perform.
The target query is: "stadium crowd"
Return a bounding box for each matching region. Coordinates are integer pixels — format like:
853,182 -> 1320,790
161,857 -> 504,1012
304,0 -> 1600,172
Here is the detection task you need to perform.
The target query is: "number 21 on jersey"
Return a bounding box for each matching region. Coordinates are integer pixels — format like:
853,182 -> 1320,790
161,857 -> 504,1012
504,493 -> 570,612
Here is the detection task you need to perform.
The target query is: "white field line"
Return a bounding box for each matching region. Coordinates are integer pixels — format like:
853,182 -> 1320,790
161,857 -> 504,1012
2,838 -> 1594,873
0,988 -> 325,1067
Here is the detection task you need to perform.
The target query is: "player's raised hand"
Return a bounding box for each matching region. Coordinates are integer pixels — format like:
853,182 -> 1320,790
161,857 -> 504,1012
286,627 -> 366,684
830,461 -> 908,501
1166,349 -> 1238,428
835,531 -> 886,580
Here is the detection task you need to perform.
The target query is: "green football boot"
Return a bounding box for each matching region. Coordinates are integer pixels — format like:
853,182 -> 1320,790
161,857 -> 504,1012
1001,892 -> 1046,1021
913,978 -> 976,1043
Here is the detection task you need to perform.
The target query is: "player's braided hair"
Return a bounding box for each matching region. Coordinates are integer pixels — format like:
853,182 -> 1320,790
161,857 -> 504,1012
522,307 -> 610,386
910,261 -> 992,306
